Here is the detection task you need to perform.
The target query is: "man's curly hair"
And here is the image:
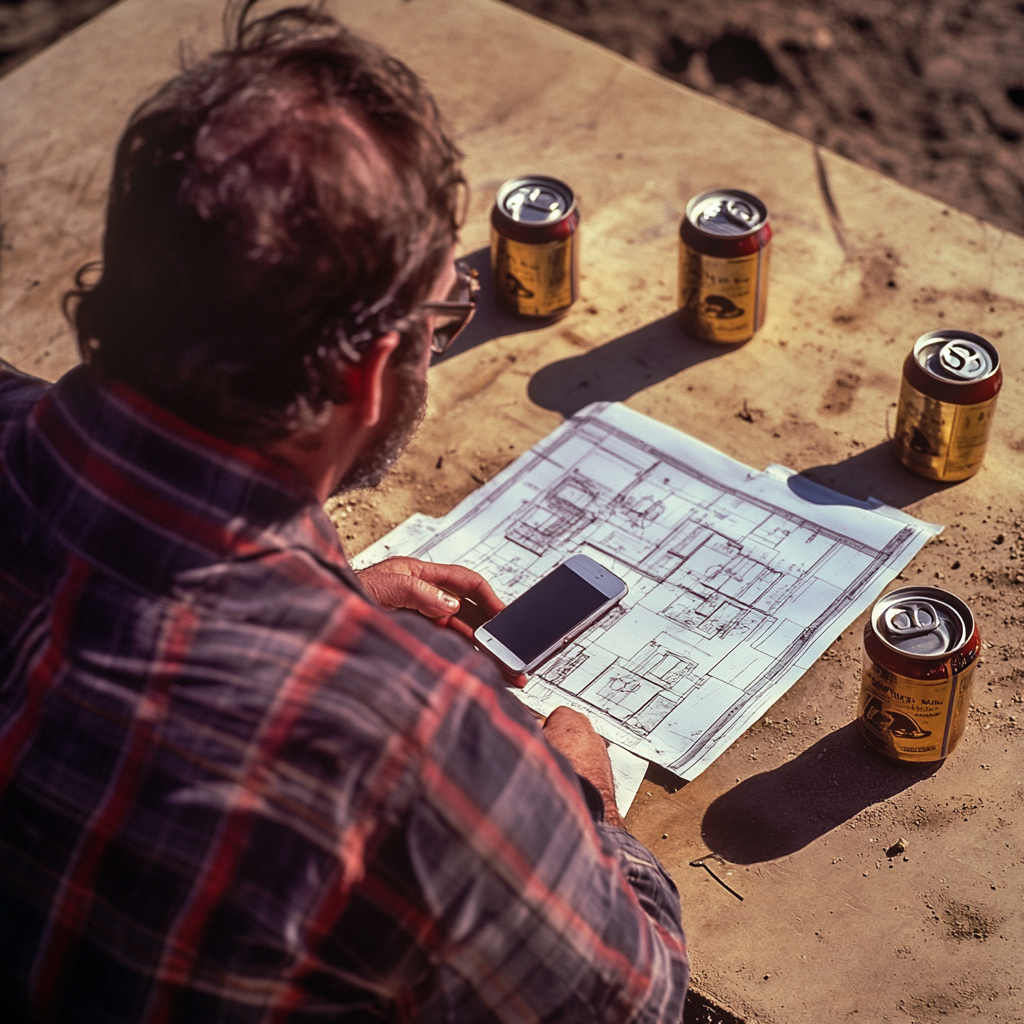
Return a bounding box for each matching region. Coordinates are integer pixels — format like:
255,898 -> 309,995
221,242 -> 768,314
68,1 -> 465,444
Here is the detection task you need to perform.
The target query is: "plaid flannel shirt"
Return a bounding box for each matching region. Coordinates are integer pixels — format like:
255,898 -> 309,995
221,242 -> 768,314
0,362 -> 688,1023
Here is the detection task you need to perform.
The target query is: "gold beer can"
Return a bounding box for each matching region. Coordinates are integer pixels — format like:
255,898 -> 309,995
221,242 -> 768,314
490,176 -> 579,318
892,330 -> 1002,481
678,188 -> 771,344
859,587 -> 979,764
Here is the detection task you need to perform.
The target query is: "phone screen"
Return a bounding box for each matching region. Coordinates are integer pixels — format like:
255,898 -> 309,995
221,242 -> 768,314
485,563 -> 610,663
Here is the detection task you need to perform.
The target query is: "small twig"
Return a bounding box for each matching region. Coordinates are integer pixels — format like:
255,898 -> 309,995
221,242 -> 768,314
814,145 -> 848,255
689,858 -> 744,901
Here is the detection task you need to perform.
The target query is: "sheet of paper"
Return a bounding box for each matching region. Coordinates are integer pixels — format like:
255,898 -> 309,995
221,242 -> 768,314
355,402 -> 941,781
607,742 -> 648,814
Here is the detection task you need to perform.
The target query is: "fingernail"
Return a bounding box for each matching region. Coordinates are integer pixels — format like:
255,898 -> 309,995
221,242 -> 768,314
439,591 -> 459,611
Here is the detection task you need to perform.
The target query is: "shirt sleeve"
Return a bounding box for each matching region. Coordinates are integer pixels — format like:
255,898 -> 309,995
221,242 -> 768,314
403,661 -> 689,1024
0,360 -> 50,434
0,358 -> 48,395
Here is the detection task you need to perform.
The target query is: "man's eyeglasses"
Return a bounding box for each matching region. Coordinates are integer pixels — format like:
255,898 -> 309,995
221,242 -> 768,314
419,261 -> 479,354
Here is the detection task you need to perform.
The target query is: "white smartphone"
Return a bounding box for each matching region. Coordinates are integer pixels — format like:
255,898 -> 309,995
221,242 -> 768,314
474,554 -> 628,675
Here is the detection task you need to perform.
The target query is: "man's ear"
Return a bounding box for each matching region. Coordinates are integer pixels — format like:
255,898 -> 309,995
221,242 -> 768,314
331,332 -> 401,427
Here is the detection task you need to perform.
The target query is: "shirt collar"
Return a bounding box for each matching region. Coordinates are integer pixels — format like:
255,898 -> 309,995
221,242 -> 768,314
15,365 -> 353,588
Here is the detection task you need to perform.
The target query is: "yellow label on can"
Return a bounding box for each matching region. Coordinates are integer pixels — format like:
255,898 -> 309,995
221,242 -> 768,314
892,379 -> 997,481
490,230 -> 576,317
858,657 -> 974,762
678,243 -> 770,343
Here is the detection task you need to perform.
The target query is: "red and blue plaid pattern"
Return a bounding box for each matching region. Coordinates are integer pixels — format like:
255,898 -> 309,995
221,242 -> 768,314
0,362 -> 688,1022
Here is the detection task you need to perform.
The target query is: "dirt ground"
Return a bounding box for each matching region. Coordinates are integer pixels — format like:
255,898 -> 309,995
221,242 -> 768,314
6,1 -> 1024,235
501,0 -> 1024,238
0,0 -> 115,75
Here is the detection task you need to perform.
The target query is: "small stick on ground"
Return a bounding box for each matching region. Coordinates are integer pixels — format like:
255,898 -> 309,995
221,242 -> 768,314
690,858 -> 744,901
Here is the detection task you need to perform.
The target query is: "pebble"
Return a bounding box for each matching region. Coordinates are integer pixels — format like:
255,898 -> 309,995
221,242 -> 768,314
886,837 -> 908,857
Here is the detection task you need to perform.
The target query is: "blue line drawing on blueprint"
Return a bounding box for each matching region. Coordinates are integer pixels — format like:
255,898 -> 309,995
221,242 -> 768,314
355,402 -> 941,780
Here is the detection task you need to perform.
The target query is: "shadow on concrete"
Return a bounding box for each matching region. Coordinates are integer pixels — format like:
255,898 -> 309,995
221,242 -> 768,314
527,313 -> 737,418
700,723 -> 941,864
644,760 -> 687,795
684,987 -> 746,1024
431,247 -> 552,365
796,441 -> 952,510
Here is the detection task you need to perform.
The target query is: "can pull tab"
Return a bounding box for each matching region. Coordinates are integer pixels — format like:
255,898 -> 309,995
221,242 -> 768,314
699,198 -> 757,229
724,199 -> 756,225
884,601 -> 939,638
506,187 -> 562,222
938,341 -> 987,380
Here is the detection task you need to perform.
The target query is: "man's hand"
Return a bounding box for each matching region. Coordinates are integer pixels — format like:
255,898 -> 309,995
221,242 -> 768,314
542,706 -> 623,829
356,556 -> 527,687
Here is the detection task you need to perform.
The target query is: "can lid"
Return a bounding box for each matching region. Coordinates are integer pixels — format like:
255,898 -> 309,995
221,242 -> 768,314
686,189 -> 768,237
912,330 -> 999,385
872,587 -> 968,657
934,339 -> 993,381
497,177 -> 573,224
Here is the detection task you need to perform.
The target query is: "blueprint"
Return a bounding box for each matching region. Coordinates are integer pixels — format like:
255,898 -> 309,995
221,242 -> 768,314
355,403 -> 941,781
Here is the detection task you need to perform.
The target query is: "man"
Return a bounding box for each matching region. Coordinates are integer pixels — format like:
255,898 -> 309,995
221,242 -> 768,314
0,4 -> 689,1020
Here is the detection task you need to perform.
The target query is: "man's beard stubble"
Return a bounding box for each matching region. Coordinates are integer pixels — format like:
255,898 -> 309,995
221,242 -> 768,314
332,359 -> 427,495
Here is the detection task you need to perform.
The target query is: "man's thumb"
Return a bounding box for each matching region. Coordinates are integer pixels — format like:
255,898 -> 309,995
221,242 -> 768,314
402,577 -> 460,618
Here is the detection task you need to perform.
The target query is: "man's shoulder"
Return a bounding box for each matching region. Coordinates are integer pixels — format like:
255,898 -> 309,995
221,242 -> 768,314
0,359 -> 49,421
181,549 -> 512,731
170,553 -> 535,830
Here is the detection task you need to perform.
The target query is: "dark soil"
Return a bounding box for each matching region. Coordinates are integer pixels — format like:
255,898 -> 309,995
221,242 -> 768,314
0,0 -> 116,77
6,1 -> 1024,237
501,0 -> 1024,237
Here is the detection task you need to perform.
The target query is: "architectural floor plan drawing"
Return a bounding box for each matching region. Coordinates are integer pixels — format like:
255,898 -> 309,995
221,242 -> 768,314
355,403 -> 941,780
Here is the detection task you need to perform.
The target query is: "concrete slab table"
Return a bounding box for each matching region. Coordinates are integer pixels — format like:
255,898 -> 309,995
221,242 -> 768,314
1,0 -> 1022,1020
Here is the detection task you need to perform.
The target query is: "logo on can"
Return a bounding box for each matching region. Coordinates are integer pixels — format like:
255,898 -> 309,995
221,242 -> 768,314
858,586 -> 979,763
490,175 -> 579,318
678,188 -> 771,343
892,330 -> 1002,481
